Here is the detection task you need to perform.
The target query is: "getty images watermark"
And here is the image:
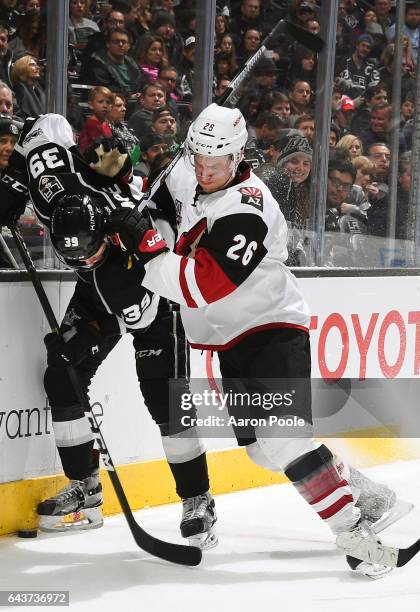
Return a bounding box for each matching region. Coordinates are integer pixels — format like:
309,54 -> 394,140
179,389 -> 306,429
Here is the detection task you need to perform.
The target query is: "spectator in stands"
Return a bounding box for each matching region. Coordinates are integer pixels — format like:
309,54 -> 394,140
400,33 -> 416,79
263,91 -> 291,125
236,27 -> 261,69
230,0 -> 266,45
386,2 -> 420,63
246,110 -> 283,152
287,44 -> 317,91
150,104 -> 177,138
136,33 -> 169,82
20,0 -> 41,13
68,0 -> 100,48
366,142 -> 391,236
0,79 -> 13,114
350,82 -> 388,135
358,101 -> 393,152
295,113 -> 315,144
289,79 -> 312,120
329,123 -> 340,148
156,65 -> 181,102
115,0 -> 147,47
364,21 -> 387,63
79,8 -> 125,81
336,34 -> 380,99
374,0 -> 394,34
289,0 -> 318,28
336,133 -> 363,159
368,141 -> 390,182
250,57 -> 279,97
213,74 -> 230,102
352,155 -> 378,201
177,35 -> 195,99
325,156 -> 357,232
151,11 -> 183,65
256,131 -> 313,266
0,112 -> 17,169
215,32 -> 236,61
214,51 -> 236,81
0,0 -> 20,40
362,9 -> 379,32
400,91 -> 414,127
11,54 -> 45,119
0,21 -> 12,88
137,131 -> 168,177
128,81 -> 166,139
108,92 -> 140,166
8,9 -> 46,60
88,28 -> 147,97
214,8 -> 229,38
78,85 -> 113,153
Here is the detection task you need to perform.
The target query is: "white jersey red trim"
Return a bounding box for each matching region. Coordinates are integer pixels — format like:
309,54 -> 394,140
143,156 -> 311,350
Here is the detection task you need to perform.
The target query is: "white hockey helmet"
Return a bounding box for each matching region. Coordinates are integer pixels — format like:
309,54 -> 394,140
186,103 -> 248,158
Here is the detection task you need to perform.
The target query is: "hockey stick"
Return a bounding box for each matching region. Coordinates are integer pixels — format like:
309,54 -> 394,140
139,19 -> 324,206
9,224 -> 202,567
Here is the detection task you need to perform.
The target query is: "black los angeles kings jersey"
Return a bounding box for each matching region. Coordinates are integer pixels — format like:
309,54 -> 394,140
14,113 -> 159,333
15,113 -> 144,228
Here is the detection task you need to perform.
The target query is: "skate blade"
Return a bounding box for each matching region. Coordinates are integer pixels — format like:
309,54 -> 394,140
373,499 -> 414,534
188,526 -> 218,550
352,559 -> 394,580
38,507 -> 104,533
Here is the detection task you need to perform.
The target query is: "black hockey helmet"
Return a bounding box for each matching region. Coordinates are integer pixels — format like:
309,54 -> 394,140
51,194 -> 107,269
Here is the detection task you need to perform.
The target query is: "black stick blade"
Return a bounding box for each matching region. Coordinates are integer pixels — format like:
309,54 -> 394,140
133,528 -> 203,566
284,20 -> 324,52
397,538 -> 420,567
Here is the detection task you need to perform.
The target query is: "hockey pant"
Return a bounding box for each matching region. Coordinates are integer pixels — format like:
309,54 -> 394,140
44,301 -> 209,500
218,328 -> 359,534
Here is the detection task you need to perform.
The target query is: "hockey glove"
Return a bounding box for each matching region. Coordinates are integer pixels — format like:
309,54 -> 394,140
0,169 -> 29,227
44,322 -> 103,368
107,207 -> 168,264
84,137 -> 133,183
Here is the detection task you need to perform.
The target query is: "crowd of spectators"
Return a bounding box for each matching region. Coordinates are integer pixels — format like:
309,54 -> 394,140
0,0 -> 419,269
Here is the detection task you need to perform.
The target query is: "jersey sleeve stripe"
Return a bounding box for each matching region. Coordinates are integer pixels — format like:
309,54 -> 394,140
194,247 -> 238,303
179,258 -> 199,307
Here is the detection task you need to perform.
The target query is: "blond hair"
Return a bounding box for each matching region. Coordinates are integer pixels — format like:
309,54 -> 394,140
352,155 -> 375,173
336,134 -> 363,154
88,86 -> 114,104
10,55 -> 38,85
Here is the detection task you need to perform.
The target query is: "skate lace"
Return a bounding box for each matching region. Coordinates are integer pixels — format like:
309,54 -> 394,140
182,494 -> 210,521
53,481 -> 84,504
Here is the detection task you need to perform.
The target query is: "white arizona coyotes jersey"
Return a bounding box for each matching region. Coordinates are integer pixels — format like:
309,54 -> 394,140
143,156 -> 310,350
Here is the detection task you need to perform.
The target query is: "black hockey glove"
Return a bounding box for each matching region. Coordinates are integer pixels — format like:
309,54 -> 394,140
44,322 -> 103,368
0,169 -> 29,227
107,207 -> 168,265
84,136 -> 133,183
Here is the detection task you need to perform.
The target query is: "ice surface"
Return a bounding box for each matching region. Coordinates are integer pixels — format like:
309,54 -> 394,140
1,461 -> 419,612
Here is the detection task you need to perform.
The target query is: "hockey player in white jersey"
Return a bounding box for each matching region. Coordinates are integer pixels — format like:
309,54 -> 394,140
108,103 -> 409,578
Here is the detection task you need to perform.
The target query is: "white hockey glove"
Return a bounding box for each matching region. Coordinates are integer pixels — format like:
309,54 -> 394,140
84,137 -> 133,182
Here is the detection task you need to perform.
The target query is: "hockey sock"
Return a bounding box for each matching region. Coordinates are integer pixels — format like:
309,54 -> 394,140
284,444 -> 360,533
168,453 -> 210,499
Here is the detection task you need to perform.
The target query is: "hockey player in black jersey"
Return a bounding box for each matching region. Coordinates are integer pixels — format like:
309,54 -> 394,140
108,103 -> 411,578
0,114 -> 217,549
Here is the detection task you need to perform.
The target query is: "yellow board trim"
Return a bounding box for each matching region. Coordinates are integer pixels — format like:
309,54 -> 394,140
1,435 -> 419,536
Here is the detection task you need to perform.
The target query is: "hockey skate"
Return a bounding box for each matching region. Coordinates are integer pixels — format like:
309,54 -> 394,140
348,466 -> 413,534
337,519 -> 397,579
37,470 -> 103,532
180,491 -> 218,550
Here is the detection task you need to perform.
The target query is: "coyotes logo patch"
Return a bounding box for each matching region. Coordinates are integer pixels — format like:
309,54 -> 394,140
240,186 -> 263,210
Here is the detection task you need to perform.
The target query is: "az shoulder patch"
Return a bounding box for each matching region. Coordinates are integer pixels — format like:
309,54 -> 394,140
239,186 -> 263,211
